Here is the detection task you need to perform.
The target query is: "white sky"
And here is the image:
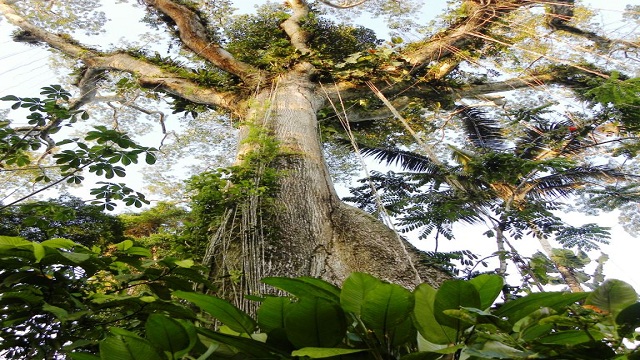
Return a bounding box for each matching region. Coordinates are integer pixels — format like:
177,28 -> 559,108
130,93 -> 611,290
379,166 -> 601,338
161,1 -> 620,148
0,0 -> 638,292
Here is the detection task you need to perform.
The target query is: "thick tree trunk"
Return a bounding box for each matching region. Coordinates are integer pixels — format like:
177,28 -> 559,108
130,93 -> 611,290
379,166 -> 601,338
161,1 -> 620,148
208,66 -> 449,307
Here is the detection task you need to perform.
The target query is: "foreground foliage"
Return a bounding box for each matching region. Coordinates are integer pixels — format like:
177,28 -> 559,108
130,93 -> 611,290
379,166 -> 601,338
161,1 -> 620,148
1,237 -> 638,359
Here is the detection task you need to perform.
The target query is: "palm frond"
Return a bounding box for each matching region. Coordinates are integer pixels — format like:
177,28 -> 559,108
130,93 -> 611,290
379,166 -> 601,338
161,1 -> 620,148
456,106 -> 506,150
525,165 -> 631,199
515,119 -> 591,160
356,144 -> 443,174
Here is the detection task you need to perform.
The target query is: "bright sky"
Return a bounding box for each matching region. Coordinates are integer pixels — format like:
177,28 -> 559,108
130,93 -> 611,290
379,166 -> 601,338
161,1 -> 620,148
0,0 -> 638,292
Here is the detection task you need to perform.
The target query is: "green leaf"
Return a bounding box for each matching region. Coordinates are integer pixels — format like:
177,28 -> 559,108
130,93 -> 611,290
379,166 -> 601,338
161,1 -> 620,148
115,240 -> 134,251
42,303 -> 69,321
468,274 -> 503,310
585,279 -> 638,318
434,280 -> 481,330
173,291 -> 256,334
413,283 -> 457,345
284,297 -> 347,348
464,340 -> 535,359
340,272 -> 383,315
0,236 -> 31,247
60,251 -> 92,264
173,259 -> 194,268
125,246 -> 152,257
262,276 -> 340,303
538,329 -> 604,345
495,292 -> 588,325
32,242 -> 46,263
291,347 -> 368,358
197,328 -> 284,358
100,329 -> 162,360
145,314 -> 193,358
257,296 -> 291,332
361,282 -> 414,343
616,302 -> 640,337
41,238 -> 79,249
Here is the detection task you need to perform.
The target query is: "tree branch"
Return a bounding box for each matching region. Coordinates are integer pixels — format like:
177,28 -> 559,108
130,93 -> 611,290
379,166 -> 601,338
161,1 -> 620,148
458,73 -> 558,98
282,0 -> 313,55
0,1 -> 245,114
404,0 -> 532,76
143,0 -> 263,86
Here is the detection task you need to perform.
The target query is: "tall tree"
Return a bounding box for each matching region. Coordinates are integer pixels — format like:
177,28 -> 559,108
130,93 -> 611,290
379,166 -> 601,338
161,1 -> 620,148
0,0 -> 637,298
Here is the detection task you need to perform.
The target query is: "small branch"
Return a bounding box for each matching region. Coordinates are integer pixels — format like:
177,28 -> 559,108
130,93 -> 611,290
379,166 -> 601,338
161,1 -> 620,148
316,0 -> 369,9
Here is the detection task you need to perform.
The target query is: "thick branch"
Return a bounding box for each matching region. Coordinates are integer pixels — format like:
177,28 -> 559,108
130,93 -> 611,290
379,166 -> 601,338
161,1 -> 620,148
405,0 -> 530,71
0,1 -> 244,114
144,0 -> 263,86
281,0 -> 313,55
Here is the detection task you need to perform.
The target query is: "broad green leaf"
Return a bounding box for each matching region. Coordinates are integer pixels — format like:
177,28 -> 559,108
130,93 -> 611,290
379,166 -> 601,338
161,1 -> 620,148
60,252 -> 92,263
145,314 -> 193,358
197,328 -> 285,358
262,276 -> 340,303
125,246 -> 152,257
585,279 -> 638,317
173,259 -> 194,268
0,236 -> 30,247
495,292 -> 587,325
292,347 -> 368,358
173,291 -> 256,334
41,238 -> 78,249
361,282 -> 414,343
464,340 -> 535,359
284,297 -> 347,348
434,280 -> 480,330
616,302 -> 640,338
340,272 -> 383,315
413,283 -> 457,344
100,330 -> 162,360
32,242 -> 46,263
115,240 -> 134,251
42,303 -> 69,321
538,329 -> 604,345
468,274 -> 503,310
257,296 -> 291,332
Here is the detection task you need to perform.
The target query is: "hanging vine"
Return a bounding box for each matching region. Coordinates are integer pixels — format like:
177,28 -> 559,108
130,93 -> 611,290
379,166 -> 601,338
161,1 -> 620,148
187,122 -> 281,313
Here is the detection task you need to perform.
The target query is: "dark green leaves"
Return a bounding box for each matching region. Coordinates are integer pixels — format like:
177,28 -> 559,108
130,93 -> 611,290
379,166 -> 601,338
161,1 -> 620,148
173,291 -> 257,334
284,297 -> 347,348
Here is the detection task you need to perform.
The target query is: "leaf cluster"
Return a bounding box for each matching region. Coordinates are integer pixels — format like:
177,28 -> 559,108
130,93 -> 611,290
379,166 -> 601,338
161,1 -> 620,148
47,272 -> 640,359
1,86 -> 157,210
0,195 -> 125,247
0,236 -> 211,360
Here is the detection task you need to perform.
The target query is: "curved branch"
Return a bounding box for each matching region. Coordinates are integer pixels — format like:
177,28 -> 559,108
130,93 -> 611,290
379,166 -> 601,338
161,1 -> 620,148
282,0 -> 313,55
404,0 -> 532,77
143,0 -> 263,86
0,1 -> 245,114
